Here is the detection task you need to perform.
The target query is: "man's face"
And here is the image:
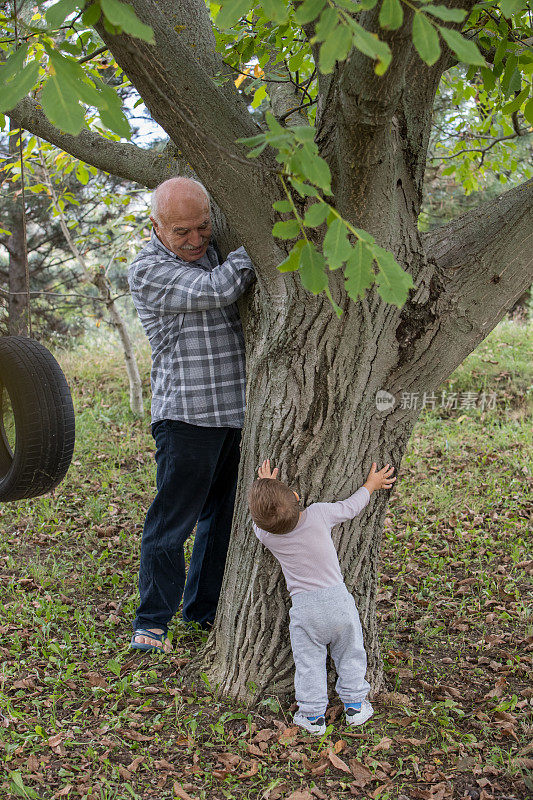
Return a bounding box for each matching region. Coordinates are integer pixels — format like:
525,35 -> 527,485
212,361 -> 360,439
151,197 -> 212,262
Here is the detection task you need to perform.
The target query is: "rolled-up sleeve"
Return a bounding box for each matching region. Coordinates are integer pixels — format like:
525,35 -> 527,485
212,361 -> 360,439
130,246 -> 255,314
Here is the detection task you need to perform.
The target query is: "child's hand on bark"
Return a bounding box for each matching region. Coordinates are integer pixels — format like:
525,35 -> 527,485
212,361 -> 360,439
258,459 -> 279,480
363,463 -> 396,495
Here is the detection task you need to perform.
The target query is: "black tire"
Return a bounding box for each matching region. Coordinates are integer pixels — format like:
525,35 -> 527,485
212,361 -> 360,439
0,336 -> 75,502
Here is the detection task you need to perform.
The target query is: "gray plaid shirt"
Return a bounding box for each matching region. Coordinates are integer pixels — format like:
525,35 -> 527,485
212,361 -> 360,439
128,230 -> 255,428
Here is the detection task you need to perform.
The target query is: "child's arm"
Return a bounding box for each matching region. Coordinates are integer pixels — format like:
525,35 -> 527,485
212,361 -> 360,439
316,463 -> 396,527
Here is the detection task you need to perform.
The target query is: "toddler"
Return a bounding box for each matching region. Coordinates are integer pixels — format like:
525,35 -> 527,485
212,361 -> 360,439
248,459 -> 395,735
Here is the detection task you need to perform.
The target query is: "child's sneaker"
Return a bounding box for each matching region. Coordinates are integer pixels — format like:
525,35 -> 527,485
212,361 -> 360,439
293,712 -> 326,736
344,700 -> 374,726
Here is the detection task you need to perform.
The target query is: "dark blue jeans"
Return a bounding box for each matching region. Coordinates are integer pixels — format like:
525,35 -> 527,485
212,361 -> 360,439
133,419 -> 241,633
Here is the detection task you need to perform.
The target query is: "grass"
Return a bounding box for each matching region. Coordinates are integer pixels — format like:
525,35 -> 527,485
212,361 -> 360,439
0,318 -> 531,800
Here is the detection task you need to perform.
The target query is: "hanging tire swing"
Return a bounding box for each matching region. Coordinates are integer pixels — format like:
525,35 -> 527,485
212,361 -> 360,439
1,24 -> 76,503
0,337 -> 75,501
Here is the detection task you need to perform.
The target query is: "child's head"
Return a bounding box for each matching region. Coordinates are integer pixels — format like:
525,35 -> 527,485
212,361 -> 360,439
248,478 -> 300,535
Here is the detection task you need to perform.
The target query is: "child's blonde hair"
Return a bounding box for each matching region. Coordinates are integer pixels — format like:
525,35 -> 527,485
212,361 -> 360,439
248,478 -> 300,535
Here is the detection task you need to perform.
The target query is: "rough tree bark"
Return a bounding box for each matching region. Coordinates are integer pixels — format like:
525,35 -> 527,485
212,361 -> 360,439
8,0 -> 532,702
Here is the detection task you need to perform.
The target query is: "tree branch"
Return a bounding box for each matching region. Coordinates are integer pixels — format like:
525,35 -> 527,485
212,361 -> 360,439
6,98 -> 180,188
391,178 -> 533,393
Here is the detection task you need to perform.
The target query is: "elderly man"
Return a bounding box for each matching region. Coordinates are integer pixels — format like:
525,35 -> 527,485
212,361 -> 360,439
128,177 -> 255,652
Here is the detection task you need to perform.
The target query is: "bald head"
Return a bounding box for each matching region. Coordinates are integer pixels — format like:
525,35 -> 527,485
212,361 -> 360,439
150,177 -> 212,261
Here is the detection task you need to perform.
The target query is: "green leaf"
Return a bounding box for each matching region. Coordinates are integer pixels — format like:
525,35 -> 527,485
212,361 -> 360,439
438,26 -> 485,66
353,227 -> 375,244
303,201 -> 329,227
99,100 -> 131,138
237,133 -> 267,147
499,0 -> 527,18
524,98 -> 533,126
313,7 -> 338,41
272,220 -> 301,239
47,49 -> 102,106
480,66 -> 496,93
294,0 -> 326,25
0,62 -> 39,113
319,24 -> 352,73
0,44 -> 29,81
76,162 -> 89,184
289,145 -> 332,194
289,178 -> 320,197
419,5 -> 467,22
323,217 -> 352,269
100,0 -> 154,42
278,239 -> 305,272
493,37 -> 508,67
41,74 -> 86,135
251,84 -> 267,109
82,2 -> 101,26
412,13 -> 441,66
273,199 -> 293,212
348,19 -> 392,73
344,241 -> 375,301
379,0 -> 403,31
300,242 -> 328,293
374,246 -> 414,307
501,86 -> 529,115
261,0 -> 290,23
216,0 -> 253,28
46,0 -> 79,28
8,772 -> 39,799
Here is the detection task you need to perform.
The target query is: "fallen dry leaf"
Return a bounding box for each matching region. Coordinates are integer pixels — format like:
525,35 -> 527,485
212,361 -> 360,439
173,784 -> 196,800
127,755 -> 144,773
278,725 -> 299,744
237,760 -> 258,779
285,790 -> 314,800
372,736 -> 393,752
326,747 -> 351,773
349,758 -> 374,786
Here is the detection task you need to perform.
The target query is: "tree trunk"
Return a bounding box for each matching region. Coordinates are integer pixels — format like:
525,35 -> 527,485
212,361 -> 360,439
7,123 -> 29,336
201,278 -> 418,703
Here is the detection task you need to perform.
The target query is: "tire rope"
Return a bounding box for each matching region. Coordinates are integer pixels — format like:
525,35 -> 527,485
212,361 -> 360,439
13,0 -> 32,338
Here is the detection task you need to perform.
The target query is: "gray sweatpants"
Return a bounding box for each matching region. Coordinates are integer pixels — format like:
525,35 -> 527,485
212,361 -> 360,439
289,583 -> 371,717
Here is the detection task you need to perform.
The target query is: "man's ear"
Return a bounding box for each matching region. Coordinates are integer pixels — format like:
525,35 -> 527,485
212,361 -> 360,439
149,216 -> 158,231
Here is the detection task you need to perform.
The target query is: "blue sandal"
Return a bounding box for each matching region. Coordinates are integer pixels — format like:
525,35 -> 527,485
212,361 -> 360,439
130,628 -> 169,653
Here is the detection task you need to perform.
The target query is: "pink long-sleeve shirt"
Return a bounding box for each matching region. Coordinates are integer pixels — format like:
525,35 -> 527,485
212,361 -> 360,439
253,486 -> 370,597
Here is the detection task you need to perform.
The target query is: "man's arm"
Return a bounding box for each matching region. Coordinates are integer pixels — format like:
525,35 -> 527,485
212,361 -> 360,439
129,246 -> 254,314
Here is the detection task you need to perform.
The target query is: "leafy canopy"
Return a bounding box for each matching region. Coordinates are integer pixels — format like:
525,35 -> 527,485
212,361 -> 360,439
0,0 -> 531,311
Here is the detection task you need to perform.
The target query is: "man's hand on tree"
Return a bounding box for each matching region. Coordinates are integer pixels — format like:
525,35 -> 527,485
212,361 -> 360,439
363,463 -> 396,495
258,459 -> 279,479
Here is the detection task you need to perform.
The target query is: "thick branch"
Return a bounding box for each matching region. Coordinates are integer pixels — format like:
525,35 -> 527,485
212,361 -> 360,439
339,8 -> 415,133
7,98 -> 179,188
96,0 -> 285,292
392,179 -> 533,393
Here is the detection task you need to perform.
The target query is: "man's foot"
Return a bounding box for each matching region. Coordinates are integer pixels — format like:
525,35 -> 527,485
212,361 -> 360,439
130,628 -> 172,653
293,712 -> 326,736
344,700 -> 374,726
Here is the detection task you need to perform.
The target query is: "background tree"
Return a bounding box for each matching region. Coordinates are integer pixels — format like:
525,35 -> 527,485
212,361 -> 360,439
1,0 -> 532,701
